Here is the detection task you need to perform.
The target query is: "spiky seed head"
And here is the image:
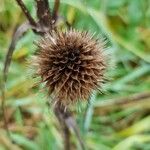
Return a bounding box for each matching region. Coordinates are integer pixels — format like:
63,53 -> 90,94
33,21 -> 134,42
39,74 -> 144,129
33,30 -> 107,106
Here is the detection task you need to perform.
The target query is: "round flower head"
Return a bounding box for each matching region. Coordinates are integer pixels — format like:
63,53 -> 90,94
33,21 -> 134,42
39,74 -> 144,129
34,30 -> 107,106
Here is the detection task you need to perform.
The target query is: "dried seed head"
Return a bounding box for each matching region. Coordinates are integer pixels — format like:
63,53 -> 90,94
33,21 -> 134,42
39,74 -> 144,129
34,30 -> 107,106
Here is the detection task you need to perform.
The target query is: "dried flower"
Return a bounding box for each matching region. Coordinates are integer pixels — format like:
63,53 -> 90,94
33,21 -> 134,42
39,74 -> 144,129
33,30 -> 107,106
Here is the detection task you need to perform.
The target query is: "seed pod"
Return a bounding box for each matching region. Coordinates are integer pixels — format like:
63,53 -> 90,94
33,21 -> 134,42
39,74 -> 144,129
33,30 -> 107,106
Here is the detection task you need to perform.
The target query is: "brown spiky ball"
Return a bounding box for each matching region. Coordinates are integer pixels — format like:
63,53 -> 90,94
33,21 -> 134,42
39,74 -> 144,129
34,30 -> 107,106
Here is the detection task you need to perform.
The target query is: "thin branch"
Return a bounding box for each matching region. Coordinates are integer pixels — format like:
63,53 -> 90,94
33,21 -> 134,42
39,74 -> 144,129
64,126 -> 70,150
36,0 -> 52,27
3,22 -> 30,81
1,22 -> 30,139
54,105 -> 71,150
16,0 -> 37,27
54,104 -> 85,150
65,117 -> 85,150
52,0 -> 60,21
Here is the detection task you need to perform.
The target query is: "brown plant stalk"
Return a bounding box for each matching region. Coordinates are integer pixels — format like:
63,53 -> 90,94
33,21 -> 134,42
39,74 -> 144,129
2,1 -> 86,150
54,104 -> 71,150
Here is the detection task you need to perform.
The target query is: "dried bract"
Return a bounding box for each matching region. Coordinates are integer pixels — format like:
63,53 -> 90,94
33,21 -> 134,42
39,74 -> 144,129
33,30 -> 107,105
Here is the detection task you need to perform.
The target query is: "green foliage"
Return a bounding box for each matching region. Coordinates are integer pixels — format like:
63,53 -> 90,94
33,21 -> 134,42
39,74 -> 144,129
0,0 -> 150,149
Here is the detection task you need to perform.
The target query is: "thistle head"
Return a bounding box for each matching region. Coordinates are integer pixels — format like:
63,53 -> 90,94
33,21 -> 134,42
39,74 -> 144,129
33,30 -> 107,106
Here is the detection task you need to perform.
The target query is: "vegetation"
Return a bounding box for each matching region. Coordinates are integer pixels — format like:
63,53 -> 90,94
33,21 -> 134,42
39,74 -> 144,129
0,0 -> 150,150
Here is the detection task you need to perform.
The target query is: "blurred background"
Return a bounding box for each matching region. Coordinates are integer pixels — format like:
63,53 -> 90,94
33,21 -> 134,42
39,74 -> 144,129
0,0 -> 150,150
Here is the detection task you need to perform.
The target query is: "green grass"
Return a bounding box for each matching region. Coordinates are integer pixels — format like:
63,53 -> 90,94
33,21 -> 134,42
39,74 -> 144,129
0,0 -> 150,149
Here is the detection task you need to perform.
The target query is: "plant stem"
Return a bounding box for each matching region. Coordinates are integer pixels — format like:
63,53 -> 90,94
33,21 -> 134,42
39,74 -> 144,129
64,125 -> 70,150
54,103 -> 86,150
52,0 -> 60,21
16,0 -> 37,27
54,104 -> 71,150
35,0 -> 52,27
